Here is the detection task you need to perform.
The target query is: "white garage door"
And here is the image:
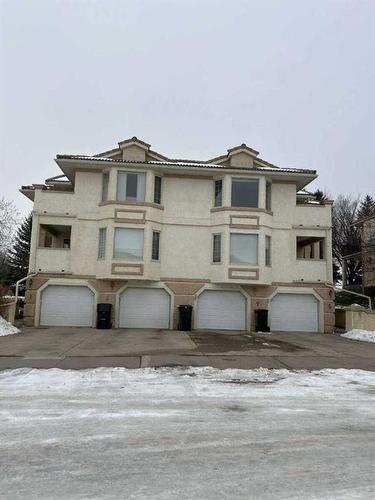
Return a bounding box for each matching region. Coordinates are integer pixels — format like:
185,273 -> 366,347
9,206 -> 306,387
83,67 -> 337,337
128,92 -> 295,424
270,293 -> 319,332
197,290 -> 246,330
119,288 -> 170,329
40,285 -> 94,327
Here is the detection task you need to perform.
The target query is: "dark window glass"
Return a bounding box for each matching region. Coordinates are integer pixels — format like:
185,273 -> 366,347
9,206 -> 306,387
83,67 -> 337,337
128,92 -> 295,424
214,180 -> 222,207
265,236 -> 271,266
126,173 -> 138,199
154,176 -> 162,204
231,179 -> 259,207
266,181 -> 272,210
213,234 -> 221,263
102,173 -> 109,202
152,232 -> 160,261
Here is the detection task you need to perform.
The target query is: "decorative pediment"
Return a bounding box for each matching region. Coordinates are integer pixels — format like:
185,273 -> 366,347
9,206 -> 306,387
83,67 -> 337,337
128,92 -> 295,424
208,143 -> 259,168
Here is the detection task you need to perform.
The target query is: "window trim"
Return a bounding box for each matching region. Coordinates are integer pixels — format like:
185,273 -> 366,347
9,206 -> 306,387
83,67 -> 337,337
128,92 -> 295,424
231,177 -> 259,208
151,230 -> 161,262
212,233 -> 222,264
229,232 -> 259,265
113,227 -> 144,261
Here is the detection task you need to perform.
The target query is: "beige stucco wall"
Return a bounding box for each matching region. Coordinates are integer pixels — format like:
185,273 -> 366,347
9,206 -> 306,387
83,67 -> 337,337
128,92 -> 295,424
29,168 -> 333,286
344,308 -> 375,331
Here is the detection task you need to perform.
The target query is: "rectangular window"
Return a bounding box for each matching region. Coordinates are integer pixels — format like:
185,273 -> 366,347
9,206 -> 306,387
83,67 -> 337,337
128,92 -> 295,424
113,228 -> 144,260
231,178 -> 259,208
152,231 -> 160,261
214,180 -> 222,207
154,176 -> 162,204
98,228 -> 107,259
212,234 -> 222,263
116,171 -> 146,202
230,234 -> 258,265
265,235 -> 271,266
266,181 -> 272,211
296,236 -> 325,260
101,173 -> 109,202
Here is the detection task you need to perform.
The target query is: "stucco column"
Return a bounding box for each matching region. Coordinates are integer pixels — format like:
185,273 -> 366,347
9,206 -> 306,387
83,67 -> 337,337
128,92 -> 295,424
258,177 -> 266,209
145,171 -> 154,203
223,175 -> 231,206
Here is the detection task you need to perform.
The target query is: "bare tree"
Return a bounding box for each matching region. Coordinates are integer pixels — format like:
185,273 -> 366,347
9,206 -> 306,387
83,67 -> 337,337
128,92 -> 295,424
0,198 -> 19,282
332,195 -> 361,285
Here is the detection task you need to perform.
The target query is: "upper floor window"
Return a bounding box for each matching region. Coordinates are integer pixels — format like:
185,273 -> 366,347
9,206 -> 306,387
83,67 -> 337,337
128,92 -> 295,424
231,178 -> 259,208
265,181 -> 272,211
98,228 -> 107,259
265,235 -> 271,266
296,236 -> 325,260
230,233 -> 258,265
154,176 -> 162,204
113,228 -> 144,260
117,171 -> 146,202
101,173 -> 109,202
152,231 -> 160,261
214,180 -> 222,207
212,233 -> 222,263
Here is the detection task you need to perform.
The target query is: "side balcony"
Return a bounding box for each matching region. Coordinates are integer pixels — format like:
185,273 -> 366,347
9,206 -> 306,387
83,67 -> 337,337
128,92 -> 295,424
34,248 -> 71,273
293,202 -> 332,228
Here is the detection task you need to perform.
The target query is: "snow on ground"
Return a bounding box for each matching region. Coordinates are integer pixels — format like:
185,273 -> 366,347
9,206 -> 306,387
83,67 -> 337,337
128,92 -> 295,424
341,329 -> 375,343
0,367 -> 375,500
0,316 -> 20,336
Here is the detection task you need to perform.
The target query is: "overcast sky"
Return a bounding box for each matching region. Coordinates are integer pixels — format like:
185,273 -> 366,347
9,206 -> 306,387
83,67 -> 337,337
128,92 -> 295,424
1,0 -> 374,217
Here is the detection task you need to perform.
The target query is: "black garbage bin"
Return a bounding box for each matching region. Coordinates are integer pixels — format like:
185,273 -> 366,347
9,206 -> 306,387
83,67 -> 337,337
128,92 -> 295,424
178,305 -> 193,331
254,309 -> 270,332
97,303 -> 112,329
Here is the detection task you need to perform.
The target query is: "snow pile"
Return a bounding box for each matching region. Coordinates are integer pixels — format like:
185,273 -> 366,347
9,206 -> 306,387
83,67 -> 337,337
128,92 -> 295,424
341,329 -> 375,343
0,316 -> 20,336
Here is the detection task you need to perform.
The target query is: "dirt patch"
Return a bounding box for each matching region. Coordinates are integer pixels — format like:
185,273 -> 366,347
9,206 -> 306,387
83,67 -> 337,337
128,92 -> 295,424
189,332 -> 303,353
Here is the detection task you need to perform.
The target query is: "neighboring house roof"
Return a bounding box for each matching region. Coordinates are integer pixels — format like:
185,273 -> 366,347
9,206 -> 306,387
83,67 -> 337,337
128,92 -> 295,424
352,212 -> 375,227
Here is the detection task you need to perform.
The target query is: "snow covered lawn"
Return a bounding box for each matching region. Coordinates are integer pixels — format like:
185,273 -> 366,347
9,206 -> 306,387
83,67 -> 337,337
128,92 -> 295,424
0,316 -> 20,336
1,367 -> 375,499
341,329 -> 375,343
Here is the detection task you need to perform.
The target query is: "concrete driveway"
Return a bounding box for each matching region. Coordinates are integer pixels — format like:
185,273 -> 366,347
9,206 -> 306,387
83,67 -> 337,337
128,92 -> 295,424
0,326 -> 374,370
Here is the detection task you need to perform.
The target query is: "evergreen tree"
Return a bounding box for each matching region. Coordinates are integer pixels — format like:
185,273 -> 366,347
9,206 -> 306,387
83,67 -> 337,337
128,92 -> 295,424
357,194 -> 375,221
7,213 -> 32,284
313,189 -> 328,202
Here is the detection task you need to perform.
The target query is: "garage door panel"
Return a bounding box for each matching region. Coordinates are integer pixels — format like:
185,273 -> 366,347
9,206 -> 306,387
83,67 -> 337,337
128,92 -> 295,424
197,290 -> 246,330
40,285 -> 94,327
270,293 -> 318,332
119,288 -> 170,329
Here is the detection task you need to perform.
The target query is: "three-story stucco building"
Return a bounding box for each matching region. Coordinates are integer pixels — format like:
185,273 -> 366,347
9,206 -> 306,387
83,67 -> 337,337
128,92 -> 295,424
21,136 -> 335,332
